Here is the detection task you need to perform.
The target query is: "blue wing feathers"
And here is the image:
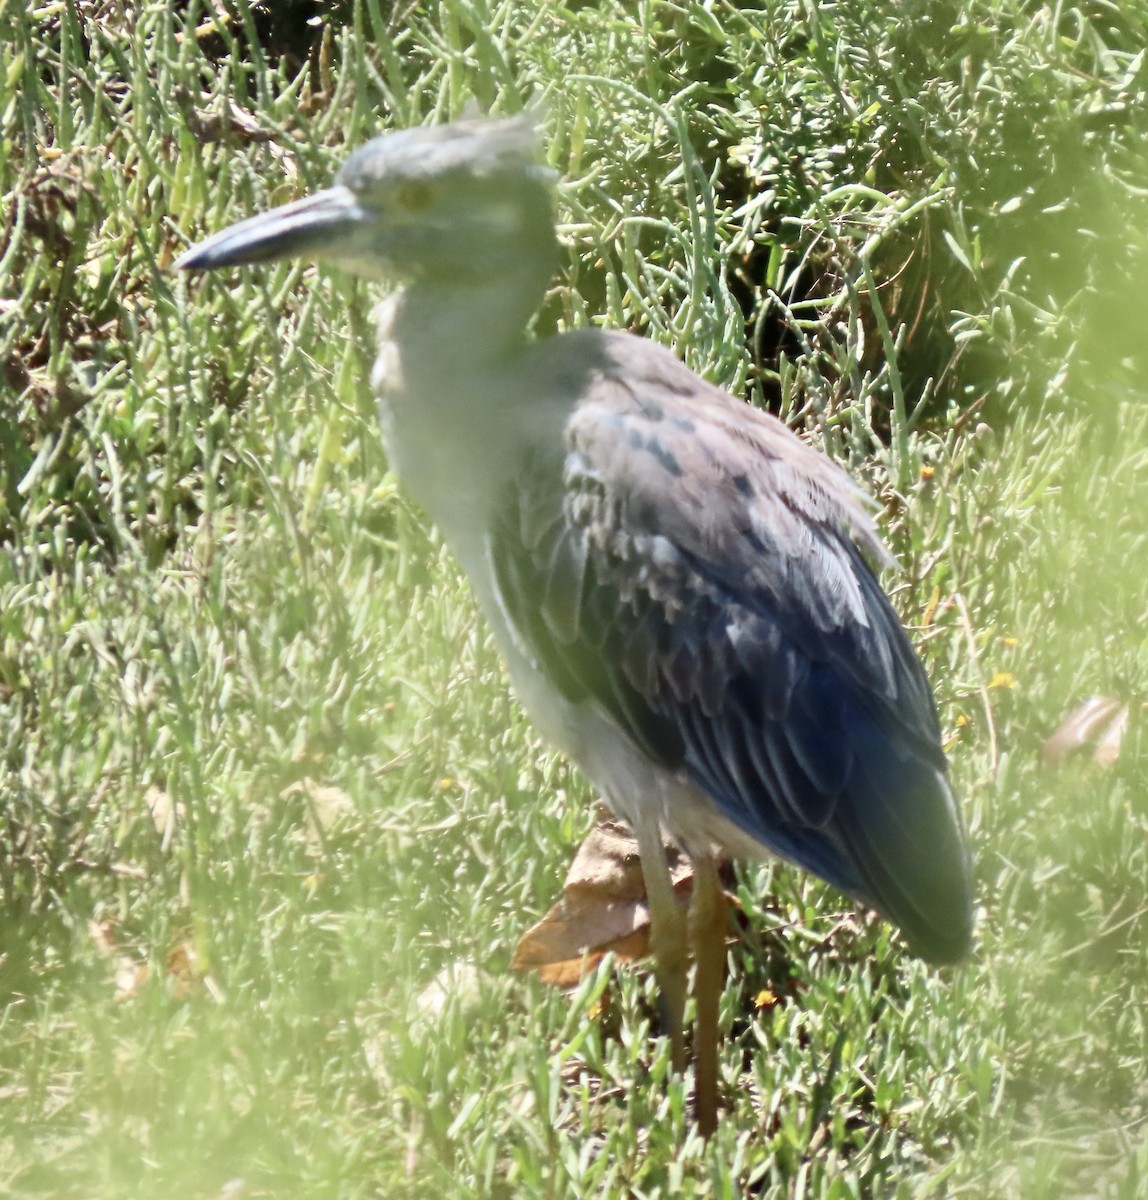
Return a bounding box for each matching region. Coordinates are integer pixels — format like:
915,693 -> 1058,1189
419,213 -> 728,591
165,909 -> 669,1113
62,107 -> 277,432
783,665 -> 852,803
490,342 -> 972,963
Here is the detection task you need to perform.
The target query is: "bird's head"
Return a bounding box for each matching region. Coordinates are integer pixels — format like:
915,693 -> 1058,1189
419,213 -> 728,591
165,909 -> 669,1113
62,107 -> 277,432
176,117 -> 556,284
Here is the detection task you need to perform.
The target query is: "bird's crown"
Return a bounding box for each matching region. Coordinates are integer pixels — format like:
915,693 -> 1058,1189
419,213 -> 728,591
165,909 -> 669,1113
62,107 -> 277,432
337,116 -> 546,195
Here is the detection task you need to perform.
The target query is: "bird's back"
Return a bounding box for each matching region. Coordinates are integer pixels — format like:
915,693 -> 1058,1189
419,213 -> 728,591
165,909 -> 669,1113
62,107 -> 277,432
486,328 -> 973,963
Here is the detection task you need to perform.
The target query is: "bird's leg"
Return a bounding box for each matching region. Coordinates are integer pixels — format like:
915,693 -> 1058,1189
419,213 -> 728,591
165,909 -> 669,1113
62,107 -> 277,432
634,820 -> 689,1073
688,853 -> 726,1138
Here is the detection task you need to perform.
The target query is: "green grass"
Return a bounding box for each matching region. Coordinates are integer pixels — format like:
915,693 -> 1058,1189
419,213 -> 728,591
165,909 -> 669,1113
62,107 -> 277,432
3,0 -> 1148,1195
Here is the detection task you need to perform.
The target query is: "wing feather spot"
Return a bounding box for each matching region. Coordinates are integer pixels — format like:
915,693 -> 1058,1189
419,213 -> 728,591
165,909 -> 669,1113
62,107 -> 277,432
486,336 -> 970,962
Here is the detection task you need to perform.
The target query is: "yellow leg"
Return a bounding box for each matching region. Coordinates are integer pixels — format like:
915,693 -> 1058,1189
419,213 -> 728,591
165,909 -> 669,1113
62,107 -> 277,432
635,820 -> 689,1072
689,854 -> 726,1138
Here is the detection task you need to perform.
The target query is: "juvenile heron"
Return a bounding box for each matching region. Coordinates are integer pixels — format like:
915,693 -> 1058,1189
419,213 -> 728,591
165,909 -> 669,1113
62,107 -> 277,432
177,117 -> 973,1135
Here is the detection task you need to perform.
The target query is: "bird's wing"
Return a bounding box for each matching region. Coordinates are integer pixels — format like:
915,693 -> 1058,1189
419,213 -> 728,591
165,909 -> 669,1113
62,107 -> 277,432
490,335 -> 971,963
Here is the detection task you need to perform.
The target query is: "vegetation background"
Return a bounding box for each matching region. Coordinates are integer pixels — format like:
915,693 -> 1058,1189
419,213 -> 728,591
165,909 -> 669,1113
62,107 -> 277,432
2,0 -> 1148,1195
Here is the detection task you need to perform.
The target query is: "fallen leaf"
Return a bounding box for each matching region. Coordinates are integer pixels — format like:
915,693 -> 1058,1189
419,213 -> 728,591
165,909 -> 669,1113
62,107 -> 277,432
173,86 -> 274,144
165,939 -> 205,999
144,786 -> 181,845
88,919 -> 149,1001
280,778 -> 356,851
415,960 -> 485,1023
512,811 -> 698,987
115,958 -> 151,1002
88,918 -> 118,959
1091,704 -> 1130,768
1042,696 -> 1131,768
566,812 -> 692,898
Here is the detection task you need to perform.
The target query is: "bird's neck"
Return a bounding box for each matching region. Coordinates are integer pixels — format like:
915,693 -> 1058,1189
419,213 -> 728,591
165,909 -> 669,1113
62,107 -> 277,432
370,253 -> 556,548
383,247 -> 555,374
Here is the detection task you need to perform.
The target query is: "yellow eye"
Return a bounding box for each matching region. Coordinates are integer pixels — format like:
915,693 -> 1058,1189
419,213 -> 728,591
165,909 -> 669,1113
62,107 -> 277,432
395,181 -> 435,211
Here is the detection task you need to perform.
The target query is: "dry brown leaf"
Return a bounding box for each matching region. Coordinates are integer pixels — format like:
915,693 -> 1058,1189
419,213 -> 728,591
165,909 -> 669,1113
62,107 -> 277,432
89,918 -> 218,1002
415,960 -> 485,1022
114,958 -> 151,1001
1041,696 -> 1131,768
280,778 -> 356,851
512,812 -> 696,988
144,785 -> 181,845
165,939 -> 204,999
88,917 -> 118,958
88,919 -> 150,1001
567,813 -> 693,897
173,86 -> 274,145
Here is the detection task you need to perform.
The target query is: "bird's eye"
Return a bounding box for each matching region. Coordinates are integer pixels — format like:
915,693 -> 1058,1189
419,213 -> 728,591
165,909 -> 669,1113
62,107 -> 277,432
395,181 -> 435,212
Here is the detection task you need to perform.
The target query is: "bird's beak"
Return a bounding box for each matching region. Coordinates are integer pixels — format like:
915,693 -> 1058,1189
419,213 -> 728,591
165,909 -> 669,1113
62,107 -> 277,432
175,184 -> 369,272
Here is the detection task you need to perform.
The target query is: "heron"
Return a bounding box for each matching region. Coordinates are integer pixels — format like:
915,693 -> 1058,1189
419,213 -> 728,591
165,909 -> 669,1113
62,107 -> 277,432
176,117 -> 973,1137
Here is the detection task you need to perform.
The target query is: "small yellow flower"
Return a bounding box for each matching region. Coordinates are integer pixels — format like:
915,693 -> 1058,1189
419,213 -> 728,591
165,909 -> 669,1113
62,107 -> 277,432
754,988 -> 778,1010
922,585 -> 942,628
989,672 -> 1017,690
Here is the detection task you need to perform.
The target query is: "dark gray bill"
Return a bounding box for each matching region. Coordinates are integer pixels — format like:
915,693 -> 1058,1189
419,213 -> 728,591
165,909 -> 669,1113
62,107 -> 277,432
175,185 -> 366,272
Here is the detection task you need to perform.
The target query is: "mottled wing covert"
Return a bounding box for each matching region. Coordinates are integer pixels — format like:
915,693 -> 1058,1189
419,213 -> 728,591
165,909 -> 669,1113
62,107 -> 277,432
491,340 -> 971,963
